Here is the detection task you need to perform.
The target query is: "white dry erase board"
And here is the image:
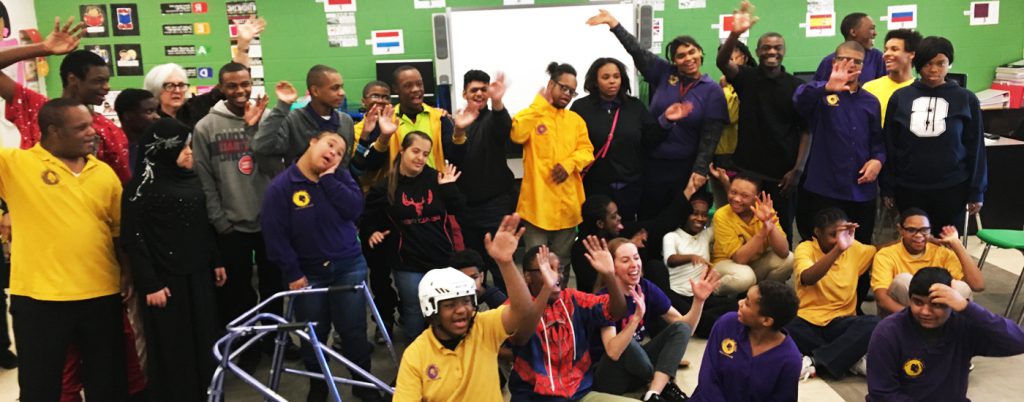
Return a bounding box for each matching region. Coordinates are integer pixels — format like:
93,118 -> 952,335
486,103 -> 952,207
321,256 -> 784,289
444,2 -> 639,115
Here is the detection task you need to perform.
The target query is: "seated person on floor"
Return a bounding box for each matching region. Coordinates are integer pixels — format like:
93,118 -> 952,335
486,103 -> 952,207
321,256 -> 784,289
508,237 -> 633,402
394,214 -> 556,402
592,238 -> 721,402
573,195 -> 648,293
871,208 -> 983,316
662,190 -> 738,337
786,208 -> 880,379
867,268 -> 1024,401
690,280 -> 802,401
711,173 -> 794,296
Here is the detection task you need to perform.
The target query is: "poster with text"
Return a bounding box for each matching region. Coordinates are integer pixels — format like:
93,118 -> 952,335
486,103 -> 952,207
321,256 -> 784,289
110,4 -> 140,36
114,44 -> 143,76
80,4 -> 109,37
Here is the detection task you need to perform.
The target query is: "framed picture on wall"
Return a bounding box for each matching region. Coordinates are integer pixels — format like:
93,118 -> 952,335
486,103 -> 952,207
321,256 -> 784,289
84,44 -> 114,75
80,4 -> 109,37
110,4 -> 140,36
114,44 -> 143,76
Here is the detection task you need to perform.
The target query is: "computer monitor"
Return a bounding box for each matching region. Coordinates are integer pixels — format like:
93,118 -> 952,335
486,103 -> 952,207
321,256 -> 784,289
947,73 -> 968,88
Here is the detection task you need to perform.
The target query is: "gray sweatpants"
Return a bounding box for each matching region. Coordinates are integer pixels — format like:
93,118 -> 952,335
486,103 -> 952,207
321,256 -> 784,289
593,321 -> 692,394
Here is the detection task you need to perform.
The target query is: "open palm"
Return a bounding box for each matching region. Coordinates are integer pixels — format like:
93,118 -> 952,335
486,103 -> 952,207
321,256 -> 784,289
485,214 -> 525,264
43,17 -> 85,55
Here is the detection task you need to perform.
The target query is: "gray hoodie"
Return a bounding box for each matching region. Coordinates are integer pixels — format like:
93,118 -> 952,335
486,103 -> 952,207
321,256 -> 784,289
252,100 -> 355,176
193,101 -> 272,234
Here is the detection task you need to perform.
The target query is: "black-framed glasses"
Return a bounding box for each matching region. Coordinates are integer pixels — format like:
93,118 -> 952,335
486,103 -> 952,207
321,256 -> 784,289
555,81 -> 578,98
835,56 -> 864,65
162,82 -> 191,91
900,226 -> 931,236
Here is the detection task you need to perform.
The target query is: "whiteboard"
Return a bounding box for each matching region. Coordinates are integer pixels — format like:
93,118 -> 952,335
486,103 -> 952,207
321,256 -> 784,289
446,3 -> 638,115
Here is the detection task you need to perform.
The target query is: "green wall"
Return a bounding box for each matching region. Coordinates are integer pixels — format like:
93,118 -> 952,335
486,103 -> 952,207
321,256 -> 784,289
34,0 -> 1024,108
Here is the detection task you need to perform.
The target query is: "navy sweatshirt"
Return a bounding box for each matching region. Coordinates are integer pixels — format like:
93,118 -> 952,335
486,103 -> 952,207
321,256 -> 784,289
880,80 -> 988,203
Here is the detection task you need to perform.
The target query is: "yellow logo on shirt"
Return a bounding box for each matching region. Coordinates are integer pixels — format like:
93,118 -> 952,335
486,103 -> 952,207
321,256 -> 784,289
292,190 -> 311,208
668,75 -> 679,86
903,358 -> 924,377
826,94 -> 840,106
720,338 -> 737,357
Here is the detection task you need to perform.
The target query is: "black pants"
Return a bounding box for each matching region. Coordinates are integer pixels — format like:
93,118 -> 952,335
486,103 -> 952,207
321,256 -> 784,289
216,231 -> 283,335
12,294 -> 128,402
759,177 -> 797,247
797,189 -> 876,315
894,181 -> 969,237
460,193 -> 515,293
585,180 -> 643,223
639,158 -> 695,221
363,234 -> 398,326
665,290 -> 738,338
144,271 -> 218,402
785,315 -> 880,378
0,259 -> 10,353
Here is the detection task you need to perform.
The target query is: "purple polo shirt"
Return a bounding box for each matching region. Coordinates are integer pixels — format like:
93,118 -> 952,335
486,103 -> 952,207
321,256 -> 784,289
691,312 -> 802,402
793,81 -> 884,202
646,71 -> 728,162
814,48 -> 887,82
260,164 -> 364,283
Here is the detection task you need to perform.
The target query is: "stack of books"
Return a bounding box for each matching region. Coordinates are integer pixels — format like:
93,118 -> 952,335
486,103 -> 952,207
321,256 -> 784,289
992,60 -> 1024,108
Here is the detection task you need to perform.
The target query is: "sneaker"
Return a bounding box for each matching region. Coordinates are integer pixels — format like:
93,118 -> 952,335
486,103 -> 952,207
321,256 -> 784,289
0,349 -> 16,369
800,356 -> 817,381
662,382 -> 690,402
849,356 -> 868,377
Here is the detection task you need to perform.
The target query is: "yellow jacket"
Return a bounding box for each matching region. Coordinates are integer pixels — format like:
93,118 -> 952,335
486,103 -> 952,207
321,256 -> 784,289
390,104 -> 446,169
511,95 -> 594,230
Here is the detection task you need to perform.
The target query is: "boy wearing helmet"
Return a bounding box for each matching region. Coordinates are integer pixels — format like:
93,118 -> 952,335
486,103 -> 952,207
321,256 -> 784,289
394,214 -> 558,402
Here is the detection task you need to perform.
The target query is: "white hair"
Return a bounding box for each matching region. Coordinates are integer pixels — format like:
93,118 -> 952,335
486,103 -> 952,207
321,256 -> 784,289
143,63 -> 188,96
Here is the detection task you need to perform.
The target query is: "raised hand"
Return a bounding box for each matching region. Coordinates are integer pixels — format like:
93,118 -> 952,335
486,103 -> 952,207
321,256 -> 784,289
438,161 -> 462,185
368,230 -> 390,249
586,9 -> 620,28
731,1 -> 759,35
836,223 -> 858,252
534,245 -> 561,290
752,191 -> 776,223
825,59 -> 861,92
857,159 -> 882,184
690,267 -> 721,301
362,104 -> 381,134
146,287 -> 171,308
938,225 -> 961,247
485,214 -> 526,264
453,102 -> 480,130
490,72 -> 507,104
687,172 -> 708,192
275,81 -> 298,104
664,102 -> 694,121
708,162 -> 730,186
377,104 -> 398,139
235,16 -> 267,43
929,283 -> 968,312
243,95 -> 269,126
629,286 -> 646,322
582,235 -> 615,276
550,163 -> 569,184
43,16 -> 86,55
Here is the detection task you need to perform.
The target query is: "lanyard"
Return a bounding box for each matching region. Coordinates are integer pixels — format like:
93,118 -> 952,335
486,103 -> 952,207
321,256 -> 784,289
678,78 -> 698,100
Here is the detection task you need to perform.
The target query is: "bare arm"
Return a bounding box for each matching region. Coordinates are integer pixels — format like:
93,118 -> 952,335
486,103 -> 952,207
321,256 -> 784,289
716,2 -> 758,80
232,17 -> 265,67
939,226 -> 984,292
800,224 -> 856,285
0,17 -> 85,102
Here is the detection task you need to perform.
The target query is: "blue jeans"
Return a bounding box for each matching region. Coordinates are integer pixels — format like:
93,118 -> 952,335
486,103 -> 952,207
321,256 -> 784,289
293,255 -> 372,380
392,270 -> 426,340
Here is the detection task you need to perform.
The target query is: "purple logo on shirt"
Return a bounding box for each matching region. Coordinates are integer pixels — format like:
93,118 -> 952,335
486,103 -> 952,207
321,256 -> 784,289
426,363 -> 440,380
536,124 -> 547,135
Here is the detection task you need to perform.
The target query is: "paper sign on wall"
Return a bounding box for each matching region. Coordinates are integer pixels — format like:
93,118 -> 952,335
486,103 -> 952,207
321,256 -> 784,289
679,0 -> 706,9
799,12 -> 835,37
652,18 -> 664,42
879,5 -> 917,30
965,1 -> 999,26
369,30 -> 404,55
414,0 -> 445,9
711,14 -> 748,40
325,0 -> 356,13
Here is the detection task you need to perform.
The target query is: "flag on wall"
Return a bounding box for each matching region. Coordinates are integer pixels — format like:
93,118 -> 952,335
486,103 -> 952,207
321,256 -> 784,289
880,5 -> 917,30
801,12 -> 835,37
966,1 -> 1000,26
370,30 -> 404,55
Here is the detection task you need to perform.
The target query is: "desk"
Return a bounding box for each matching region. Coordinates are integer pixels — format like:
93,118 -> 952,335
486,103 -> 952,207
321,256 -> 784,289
974,136 -> 1024,231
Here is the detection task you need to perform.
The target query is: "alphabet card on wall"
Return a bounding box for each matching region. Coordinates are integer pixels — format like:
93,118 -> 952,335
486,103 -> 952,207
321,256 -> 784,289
965,1 -> 999,26
879,5 -> 917,30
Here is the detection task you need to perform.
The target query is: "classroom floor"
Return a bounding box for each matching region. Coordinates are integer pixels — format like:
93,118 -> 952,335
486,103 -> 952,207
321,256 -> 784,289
2,237 -> 1023,401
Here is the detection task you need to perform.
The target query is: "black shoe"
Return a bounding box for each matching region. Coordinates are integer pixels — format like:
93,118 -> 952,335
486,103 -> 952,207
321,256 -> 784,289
0,349 -> 16,369
662,382 -> 690,402
353,386 -> 385,402
644,393 -> 667,402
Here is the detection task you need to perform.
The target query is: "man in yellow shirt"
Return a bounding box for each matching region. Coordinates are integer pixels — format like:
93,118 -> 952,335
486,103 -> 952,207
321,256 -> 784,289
786,208 -> 880,379
511,62 -> 594,273
371,65 -> 453,170
711,173 -> 793,295
863,29 -> 922,125
0,99 -> 129,400
872,208 -> 984,315
394,214 -> 557,402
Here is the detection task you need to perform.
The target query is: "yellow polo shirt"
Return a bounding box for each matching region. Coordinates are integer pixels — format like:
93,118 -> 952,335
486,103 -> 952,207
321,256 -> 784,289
511,95 -> 594,231
715,84 -> 739,155
794,240 -> 876,326
394,305 -> 509,402
863,76 -> 913,125
0,145 -> 122,301
711,205 -> 786,264
870,242 -> 964,291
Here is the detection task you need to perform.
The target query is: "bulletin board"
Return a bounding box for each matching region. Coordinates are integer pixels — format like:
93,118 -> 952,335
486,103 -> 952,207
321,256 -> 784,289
31,0 -> 1024,110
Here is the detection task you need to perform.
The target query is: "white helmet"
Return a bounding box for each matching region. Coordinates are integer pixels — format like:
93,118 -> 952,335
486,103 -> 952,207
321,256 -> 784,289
418,267 -> 477,318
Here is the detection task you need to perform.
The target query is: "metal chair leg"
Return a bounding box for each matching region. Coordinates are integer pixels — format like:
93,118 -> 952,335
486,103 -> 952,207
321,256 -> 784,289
978,244 -> 992,272
1005,264 -> 1024,317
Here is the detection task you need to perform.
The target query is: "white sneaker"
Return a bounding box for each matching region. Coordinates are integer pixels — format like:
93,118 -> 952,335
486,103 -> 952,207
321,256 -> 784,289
800,356 -> 817,381
849,356 -> 868,376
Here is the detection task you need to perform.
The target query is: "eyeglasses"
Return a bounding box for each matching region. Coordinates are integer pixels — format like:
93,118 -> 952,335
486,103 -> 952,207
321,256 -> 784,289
367,94 -> 389,101
555,81 -> 578,98
835,56 -> 864,65
162,82 -> 191,91
900,226 -> 932,236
